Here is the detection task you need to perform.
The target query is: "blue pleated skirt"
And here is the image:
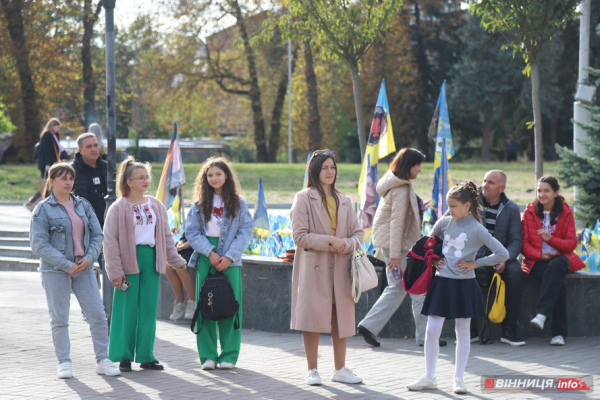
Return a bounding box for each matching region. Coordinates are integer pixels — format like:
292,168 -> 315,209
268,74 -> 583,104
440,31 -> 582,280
421,276 -> 486,319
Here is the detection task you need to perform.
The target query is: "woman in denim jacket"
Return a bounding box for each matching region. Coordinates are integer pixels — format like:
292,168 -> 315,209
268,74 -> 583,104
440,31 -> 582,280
29,162 -> 120,379
186,157 -> 253,370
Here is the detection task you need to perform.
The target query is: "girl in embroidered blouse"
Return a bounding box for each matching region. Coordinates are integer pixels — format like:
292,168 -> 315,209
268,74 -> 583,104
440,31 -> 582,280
103,156 -> 186,373
186,157 -> 253,371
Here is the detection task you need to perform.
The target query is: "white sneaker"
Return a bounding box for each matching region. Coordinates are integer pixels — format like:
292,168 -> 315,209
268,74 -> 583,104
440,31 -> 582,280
407,375 -> 437,390
331,367 -> 362,384
169,301 -> 186,321
550,335 -> 565,346
201,359 -> 216,370
96,358 -> 121,377
184,299 -> 196,319
219,362 -> 235,370
453,377 -> 468,394
305,368 -> 321,385
530,314 -> 546,330
57,361 -> 72,379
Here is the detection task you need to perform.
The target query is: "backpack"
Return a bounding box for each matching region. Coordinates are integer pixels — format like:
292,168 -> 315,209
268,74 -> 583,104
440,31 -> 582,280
402,236 -> 444,295
190,267 -> 240,334
486,272 -> 506,323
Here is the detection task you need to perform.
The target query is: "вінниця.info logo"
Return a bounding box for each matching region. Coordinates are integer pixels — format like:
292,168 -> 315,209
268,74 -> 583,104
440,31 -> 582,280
482,375 -> 592,391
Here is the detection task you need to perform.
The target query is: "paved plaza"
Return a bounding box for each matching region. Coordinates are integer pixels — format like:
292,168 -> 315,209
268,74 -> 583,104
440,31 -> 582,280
0,270 -> 598,399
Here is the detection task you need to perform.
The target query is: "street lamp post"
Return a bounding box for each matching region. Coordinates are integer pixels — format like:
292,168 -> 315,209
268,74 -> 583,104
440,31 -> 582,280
103,0 -> 117,321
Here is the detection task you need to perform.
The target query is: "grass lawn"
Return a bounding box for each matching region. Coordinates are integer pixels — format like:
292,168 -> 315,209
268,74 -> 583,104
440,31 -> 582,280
0,161 -> 568,206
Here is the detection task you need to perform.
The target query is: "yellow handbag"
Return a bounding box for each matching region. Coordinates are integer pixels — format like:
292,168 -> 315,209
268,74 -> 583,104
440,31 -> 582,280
486,272 -> 506,323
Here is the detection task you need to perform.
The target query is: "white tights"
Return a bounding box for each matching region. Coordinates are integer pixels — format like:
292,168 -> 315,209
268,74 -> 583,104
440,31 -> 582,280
424,316 -> 471,380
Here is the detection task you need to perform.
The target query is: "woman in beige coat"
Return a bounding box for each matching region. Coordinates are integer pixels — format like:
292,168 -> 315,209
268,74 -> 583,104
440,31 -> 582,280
356,148 -> 446,348
290,149 -> 364,386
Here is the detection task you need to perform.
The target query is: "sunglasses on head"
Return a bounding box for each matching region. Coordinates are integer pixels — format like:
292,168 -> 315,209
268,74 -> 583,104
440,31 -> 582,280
312,149 -> 334,157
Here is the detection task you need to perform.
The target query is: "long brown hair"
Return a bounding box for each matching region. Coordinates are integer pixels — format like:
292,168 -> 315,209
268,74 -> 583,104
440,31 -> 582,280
193,156 -> 241,222
116,155 -> 151,198
534,176 -> 565,224
305,149 -> 339,220
447,181 -> 482,223
39,118 -> 61,140
43,162 -> 75,198
388,148 -> 426,180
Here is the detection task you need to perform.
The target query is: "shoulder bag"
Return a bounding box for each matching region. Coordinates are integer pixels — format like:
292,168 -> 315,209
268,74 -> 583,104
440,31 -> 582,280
350,236 -> 378,303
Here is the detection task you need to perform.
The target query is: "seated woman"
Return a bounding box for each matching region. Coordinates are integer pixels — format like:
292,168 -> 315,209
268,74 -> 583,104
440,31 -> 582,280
521,176 -> 585,346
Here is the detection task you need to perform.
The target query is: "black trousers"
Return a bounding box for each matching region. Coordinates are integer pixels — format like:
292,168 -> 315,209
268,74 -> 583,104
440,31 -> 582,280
530,254 -> 569,338
472,259 -> 524,332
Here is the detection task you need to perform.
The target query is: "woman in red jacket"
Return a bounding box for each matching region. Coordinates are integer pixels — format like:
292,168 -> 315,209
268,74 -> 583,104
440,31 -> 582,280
521,176 -> 584,346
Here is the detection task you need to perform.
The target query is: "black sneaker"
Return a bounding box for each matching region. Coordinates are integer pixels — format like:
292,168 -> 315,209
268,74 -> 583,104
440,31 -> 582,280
119,360 -> 132,372
140,360 -> 164,370
500,328 -> 526,346
357,325 -> 380,347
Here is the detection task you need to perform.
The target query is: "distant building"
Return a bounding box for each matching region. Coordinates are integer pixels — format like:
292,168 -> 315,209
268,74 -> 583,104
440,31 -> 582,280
61,136 -> 230,163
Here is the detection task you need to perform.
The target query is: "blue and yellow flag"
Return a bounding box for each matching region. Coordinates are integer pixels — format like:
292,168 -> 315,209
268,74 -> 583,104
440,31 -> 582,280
434,140 -> 450,218
156,121 -> 186,240
430,81 -> 454,215
358,79 -> 396,235
253,177 -> 270,238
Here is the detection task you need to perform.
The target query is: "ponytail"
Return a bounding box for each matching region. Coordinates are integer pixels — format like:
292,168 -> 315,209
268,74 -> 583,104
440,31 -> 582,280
116,155 -> 151,198
447,180 -> 482,222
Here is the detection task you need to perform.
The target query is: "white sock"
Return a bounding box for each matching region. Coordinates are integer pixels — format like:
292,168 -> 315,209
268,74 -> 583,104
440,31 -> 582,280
425,315 -> 445,380
454,318 -> 471,380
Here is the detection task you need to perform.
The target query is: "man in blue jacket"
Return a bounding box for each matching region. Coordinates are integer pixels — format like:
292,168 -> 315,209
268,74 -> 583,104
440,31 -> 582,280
474,170 -> 525,346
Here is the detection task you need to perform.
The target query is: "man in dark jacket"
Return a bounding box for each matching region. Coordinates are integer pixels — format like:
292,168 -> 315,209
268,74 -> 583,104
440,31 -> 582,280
71,133 -> 107,227
71,132 -> 110,318
474,170 -> 525,346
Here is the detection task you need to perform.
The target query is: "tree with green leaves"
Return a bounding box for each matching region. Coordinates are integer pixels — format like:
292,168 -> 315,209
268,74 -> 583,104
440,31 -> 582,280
448,15 -> 523,161
556,69 -> 600,228
0,102 -> 15,134
281,0 -> 402,158
472,0 -> 579,179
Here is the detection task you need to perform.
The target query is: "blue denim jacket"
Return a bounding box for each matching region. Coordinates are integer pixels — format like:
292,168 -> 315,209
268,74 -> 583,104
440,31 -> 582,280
185,197 -> 253,267
29,193 -> 103,273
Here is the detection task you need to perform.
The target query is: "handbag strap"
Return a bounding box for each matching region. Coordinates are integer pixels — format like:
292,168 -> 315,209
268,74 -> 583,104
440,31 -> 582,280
351,236 -> 363,254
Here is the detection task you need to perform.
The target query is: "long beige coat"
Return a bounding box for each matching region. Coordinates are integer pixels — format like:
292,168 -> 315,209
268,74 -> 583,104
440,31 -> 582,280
290,188 -> 364,338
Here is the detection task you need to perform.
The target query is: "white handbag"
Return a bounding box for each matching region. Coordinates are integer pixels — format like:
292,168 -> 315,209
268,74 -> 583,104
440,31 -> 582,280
350,237 -> 378,302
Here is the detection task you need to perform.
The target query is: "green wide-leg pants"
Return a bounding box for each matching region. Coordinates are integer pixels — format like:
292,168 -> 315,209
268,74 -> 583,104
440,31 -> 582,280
196,236 -> 242,365
109,245 -> 159,364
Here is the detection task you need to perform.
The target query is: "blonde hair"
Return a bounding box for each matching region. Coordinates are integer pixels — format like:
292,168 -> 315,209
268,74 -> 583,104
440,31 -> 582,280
116,155 -> 151,197
43,162 -> 75,198
40,118 -> 61,140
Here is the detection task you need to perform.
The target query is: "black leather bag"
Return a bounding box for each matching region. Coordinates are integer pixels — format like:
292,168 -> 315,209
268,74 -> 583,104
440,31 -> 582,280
190,267 -> 239,334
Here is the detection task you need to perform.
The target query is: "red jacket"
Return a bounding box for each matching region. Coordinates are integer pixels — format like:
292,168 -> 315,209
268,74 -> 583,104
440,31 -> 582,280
521,202 -> 585,275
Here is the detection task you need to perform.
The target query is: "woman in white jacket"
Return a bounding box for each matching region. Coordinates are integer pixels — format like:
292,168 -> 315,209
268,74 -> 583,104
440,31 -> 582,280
357,148 -> 444,347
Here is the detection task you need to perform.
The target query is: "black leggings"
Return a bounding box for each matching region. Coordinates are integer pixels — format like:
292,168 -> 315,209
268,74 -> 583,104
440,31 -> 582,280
530,255 -> 569,337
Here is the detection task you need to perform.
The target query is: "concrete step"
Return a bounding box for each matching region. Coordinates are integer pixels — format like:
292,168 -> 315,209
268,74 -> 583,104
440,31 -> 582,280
0,237 -> 30,247
0,230 -> 29,238
0,257 -> 38,272
0,246 -> 33,259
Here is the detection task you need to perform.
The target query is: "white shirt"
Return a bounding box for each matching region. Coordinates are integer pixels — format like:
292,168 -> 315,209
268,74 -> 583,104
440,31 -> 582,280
541,211 -> 558,254
205,195 -> 224,237
132,200 -> 156,246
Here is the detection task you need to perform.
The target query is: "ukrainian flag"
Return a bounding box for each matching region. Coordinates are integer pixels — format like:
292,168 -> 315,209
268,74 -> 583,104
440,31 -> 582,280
358,79 -> 396,237
253,177 -> 270,238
